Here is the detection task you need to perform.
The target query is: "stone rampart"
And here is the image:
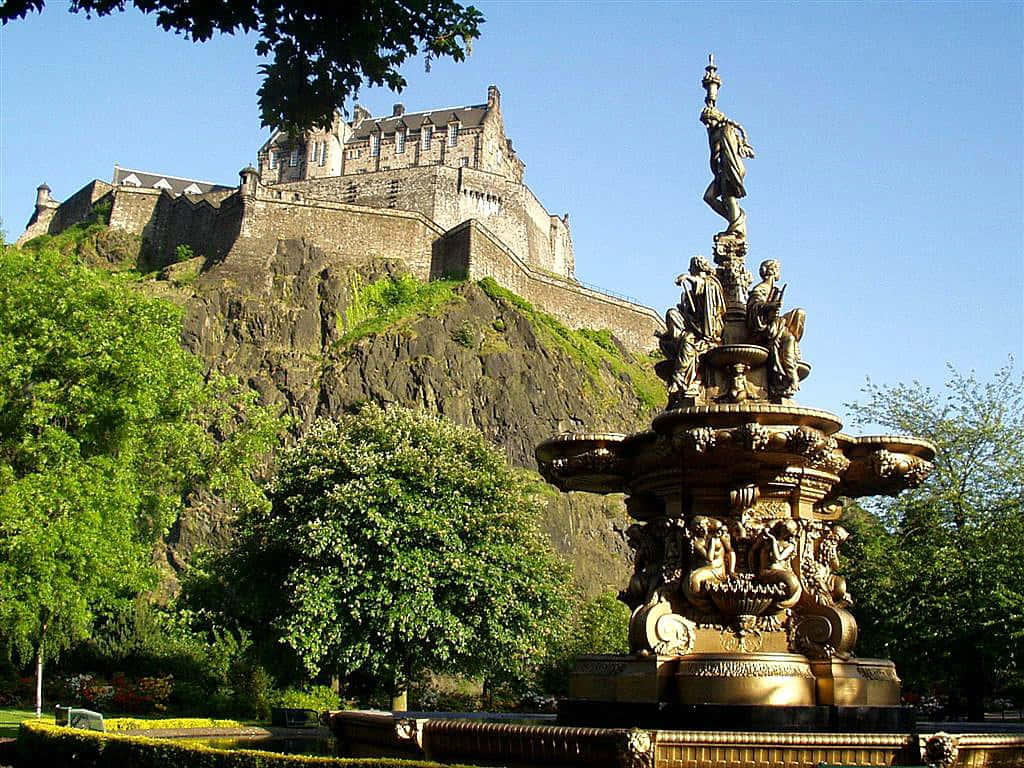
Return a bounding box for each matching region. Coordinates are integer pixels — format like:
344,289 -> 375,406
240,190 -> 444,281
17,180 -> 113,244
441,220 -> 663,352
109,187 -> 162,240
19,175 -> 660,352
270,164 -> 574,282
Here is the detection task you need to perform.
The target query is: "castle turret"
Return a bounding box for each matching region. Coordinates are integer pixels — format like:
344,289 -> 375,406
34,183 -> 58,215
239,165 -> 259,198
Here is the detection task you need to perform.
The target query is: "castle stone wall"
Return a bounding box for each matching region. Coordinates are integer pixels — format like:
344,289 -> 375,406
18,180 -> 114,244
274,166 -> 574,281
109,187 -> 163,241
444,220 -> 662,352
150,193 -> 243,265
240,192 -> 444,281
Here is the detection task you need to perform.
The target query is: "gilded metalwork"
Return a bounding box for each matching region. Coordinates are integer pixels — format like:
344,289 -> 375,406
618,729 -> 656,768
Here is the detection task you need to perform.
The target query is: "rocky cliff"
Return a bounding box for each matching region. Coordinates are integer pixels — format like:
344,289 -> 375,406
147,237 -> 661,596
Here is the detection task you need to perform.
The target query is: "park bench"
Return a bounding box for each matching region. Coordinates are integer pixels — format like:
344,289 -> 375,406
54,705 -> 105,732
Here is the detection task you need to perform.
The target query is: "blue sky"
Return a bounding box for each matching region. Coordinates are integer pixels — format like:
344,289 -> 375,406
2,1 -> 1021,422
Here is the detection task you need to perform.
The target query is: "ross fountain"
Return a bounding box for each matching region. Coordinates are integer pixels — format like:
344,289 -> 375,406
327,56 -> 1024,768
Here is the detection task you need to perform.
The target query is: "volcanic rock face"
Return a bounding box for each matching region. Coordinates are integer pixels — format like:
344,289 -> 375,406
156,238 -> 657,594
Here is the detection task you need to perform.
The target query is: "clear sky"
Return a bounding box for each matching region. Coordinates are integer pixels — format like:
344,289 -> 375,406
2,1 -> 1021,422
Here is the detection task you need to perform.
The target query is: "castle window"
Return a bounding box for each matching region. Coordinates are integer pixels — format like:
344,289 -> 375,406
312,142 -> 320,164
371,133 -> 380,157
289,147 -> 299,167
396,130 -> 406,154
460,157 -> 469,167
319,142 -> 327,166
448,123 -> 459,146
422,125 -> 433,150
269,151 -> 278,169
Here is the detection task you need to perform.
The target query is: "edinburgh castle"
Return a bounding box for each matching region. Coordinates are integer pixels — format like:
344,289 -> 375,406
19,86 -> 661,351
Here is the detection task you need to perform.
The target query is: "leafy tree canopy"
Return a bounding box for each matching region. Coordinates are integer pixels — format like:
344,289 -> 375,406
841,362 -> 1024,718
1,0 -> 484,131
189,403 -> 572,698
0,242 -> 281,710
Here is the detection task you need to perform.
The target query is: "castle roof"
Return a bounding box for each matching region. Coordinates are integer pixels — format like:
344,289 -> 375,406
113,165 -> 233,196
348,104 -> 488,141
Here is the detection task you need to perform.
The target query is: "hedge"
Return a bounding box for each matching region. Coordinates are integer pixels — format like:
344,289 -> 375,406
17,720 -> 476,768
105,717 -> 245,732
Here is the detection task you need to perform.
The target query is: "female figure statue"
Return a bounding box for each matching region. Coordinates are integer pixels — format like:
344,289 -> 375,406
750,519 -> 802,609
746,259 -> 806,398
701,105 -> 755,239
658,256 -> 726,406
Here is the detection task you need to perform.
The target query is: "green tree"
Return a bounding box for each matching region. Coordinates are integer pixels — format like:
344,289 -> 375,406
0,243 -> 280,715
842,362 -> 1024,719
537,589 -> 629,697
1,0 -> 483,132
195,403 -> 572,709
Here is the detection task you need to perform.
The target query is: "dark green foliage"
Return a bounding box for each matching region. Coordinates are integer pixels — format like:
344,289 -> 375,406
18,719 -> 475,767
842,362 -> 1024,718
451,322 -> 476,348
1,1 -> 484,132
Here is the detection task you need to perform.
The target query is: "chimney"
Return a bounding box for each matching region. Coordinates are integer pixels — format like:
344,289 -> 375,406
392,103 -> 405,116
487,85 -> 500,109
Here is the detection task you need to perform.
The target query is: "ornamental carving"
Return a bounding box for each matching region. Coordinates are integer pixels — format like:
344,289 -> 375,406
678,660 -> 814,679
682,426 -> 717,453
394,718 -> 421,744
549,447 -> 625,477
574,660 -> 629,676
618,729 -> 655,768
922,732 -> 959,768
735,422 -> 772,451
656,256 -> 726,408
620,520 -> 666,611
856,665 -> 900,683
786,426 -> 826,455
798,522 -> 853,608
871,449 -> 933,487
652,613 -> 696,656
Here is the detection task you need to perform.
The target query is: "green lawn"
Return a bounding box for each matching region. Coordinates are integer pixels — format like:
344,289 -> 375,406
0,708 -> 52,740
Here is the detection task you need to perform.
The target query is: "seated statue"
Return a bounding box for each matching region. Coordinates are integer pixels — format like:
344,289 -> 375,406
746,259 -> 806,398
683,516 -> 735,610
658,256 -> 726,406
749,519 -> 802,609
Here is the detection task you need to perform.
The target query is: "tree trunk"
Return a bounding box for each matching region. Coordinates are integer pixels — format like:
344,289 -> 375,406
391,688 -> 407,712
34,621 -> 47,718
965,658 -> 987,722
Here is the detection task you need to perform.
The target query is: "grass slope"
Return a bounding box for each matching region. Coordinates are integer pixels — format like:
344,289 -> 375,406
337,274 -> 465,348
478,277 -> 662,411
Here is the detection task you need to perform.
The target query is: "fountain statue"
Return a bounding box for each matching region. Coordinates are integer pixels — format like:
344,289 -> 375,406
536,54 -> 937,730
328,56 -> 1024,768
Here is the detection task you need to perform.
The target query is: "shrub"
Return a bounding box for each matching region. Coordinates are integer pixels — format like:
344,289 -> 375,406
270,686 -> 341,713
18,719 -> 471,767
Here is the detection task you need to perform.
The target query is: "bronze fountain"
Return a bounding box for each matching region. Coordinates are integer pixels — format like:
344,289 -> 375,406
328,56 -> 1023,768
